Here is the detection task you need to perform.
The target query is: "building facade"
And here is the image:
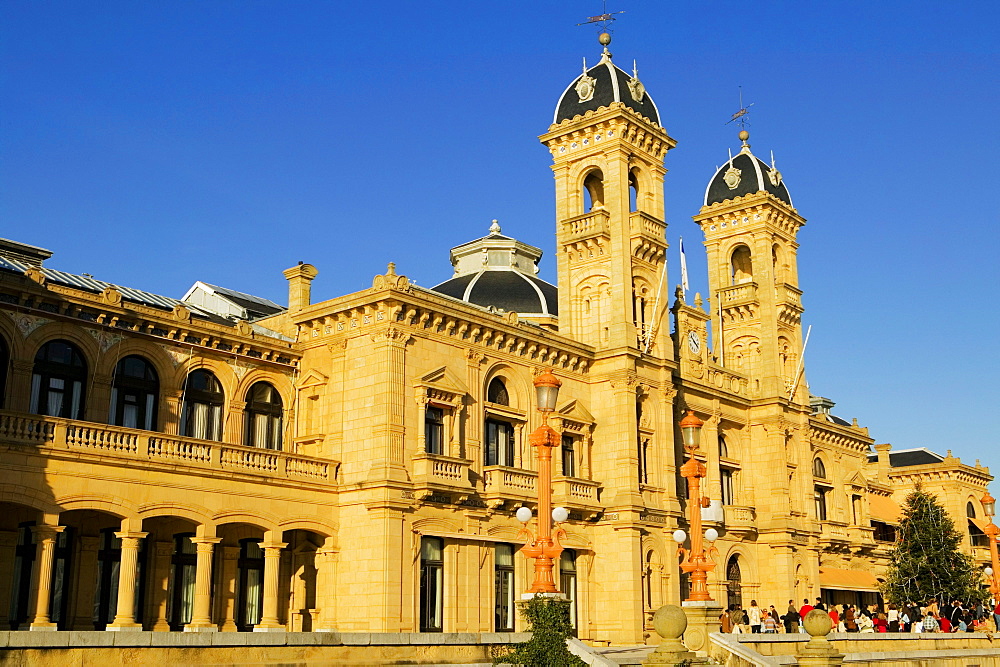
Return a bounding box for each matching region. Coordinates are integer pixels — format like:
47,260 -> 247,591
0,39 -> 991,644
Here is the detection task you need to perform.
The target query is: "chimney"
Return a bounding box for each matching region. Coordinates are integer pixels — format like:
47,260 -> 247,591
283,262 -> 318,312
874,443 -> 892,483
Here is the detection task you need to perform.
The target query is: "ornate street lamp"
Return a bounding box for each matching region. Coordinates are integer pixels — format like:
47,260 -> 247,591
982,492 -> 1000,599
674,409 -> 719,601
516,369 -> 567,594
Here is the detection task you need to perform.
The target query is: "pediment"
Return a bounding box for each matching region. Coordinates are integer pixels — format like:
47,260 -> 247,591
298,369 -> 329,388
417,365 -> 469,396
558,399 -> 595,425
846,470 -> 868,488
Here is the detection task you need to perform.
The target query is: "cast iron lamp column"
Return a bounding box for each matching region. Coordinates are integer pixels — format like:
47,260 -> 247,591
672,410 -> 720,602
982,492 -> 1000,599
516,369 -> 569,594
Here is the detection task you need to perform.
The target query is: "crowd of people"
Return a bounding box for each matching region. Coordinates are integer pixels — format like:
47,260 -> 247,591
718,597 -> 1000,634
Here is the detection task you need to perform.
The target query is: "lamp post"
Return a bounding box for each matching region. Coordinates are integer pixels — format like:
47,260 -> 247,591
516,369 -> 567,594
982,492 -> 1000,599
673,409 -> 719,601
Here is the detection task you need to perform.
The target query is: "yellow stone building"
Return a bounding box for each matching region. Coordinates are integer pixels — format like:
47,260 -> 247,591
0,38 -> 992,646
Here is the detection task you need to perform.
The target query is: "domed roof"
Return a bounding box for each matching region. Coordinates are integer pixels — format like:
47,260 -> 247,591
554,48 -> 659,126
704,137 -> 792,207
430,221 -> 558,317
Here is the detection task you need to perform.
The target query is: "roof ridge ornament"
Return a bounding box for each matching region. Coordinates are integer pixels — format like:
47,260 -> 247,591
489,219 -> 502,235
627,58 -> 646,102
768,150 -> 782,187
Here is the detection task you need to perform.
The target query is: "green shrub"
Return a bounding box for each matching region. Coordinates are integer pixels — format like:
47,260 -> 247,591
492,595 -> 585,667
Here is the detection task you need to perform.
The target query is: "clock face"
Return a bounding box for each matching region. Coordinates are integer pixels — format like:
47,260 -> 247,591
687,331 -> 701,355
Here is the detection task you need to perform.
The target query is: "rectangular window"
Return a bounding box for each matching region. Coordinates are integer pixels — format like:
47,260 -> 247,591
425,406 -> 445,455
814,486 -> 828,521
561,435 -> 576,477
721,468 -> 735,505
494,544 -> 515,632
560,550 -> 578,635
852,494 -> 862,525
485,420 -> 515,467
420,537 -> 444,632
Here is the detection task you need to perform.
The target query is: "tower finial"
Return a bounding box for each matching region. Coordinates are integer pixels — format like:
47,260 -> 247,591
489,219 -> 502,235
632,58 -> 638,78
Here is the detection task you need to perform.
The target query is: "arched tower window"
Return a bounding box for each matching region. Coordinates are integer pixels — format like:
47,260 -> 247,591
726,555 -> 742,610
111,355 -> 159,431
583,170 -> 604,212
772,243 -> 786,284
180,369 -> 224,441
244,381 -> 283,450
731,245 -> 753,285
487,378 -> 509,406
967,501 -> 977,518
31,339 -> 87,419
629,168 -> 640,212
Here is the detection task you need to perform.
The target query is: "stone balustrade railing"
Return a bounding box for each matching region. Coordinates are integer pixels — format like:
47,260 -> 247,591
0,409 -> 334,484
562,210 -> 610,241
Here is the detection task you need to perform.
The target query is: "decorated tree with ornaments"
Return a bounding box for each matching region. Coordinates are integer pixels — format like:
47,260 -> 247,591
882,485 -> 988,608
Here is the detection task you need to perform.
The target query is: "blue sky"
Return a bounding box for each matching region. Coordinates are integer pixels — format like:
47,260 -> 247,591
2,2 -> 998,480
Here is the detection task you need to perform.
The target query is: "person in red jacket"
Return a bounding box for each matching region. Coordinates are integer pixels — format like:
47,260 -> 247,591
799,598 -> 814,623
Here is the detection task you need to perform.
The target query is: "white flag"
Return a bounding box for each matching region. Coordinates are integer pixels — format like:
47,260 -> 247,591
679,237 -> 690,294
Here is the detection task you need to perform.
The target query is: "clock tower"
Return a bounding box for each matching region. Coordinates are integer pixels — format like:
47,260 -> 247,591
693,130 -> 807,402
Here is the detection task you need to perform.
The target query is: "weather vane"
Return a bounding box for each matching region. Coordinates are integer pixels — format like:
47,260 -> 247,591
726,86 -> 754,130
577,0 -> 625,33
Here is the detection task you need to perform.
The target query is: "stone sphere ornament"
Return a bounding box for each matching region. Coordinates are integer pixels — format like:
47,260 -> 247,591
652,604 -> 688,639
804,608 -> 833,637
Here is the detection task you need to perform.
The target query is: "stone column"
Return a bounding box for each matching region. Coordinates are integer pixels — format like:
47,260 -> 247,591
218,545 -> 240,632
185,537 -> 221,632
313,547 -> 338,631
254,540 -> 287,631
0,530 -> 18,628
27,525 -> 65,630
107,532 -> 147,630
149,541 -> 173,631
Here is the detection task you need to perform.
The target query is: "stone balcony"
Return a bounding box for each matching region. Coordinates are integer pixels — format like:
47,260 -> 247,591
719,282 -> 759,306
819,520 -> 851,546
723,504 -> 757,536
0,409 -> 336,485
552,476 -> 602,519
482,465 -> 537,508
561,210 -> 610,243
628,210 -> 666,244
411,452 -> 473,501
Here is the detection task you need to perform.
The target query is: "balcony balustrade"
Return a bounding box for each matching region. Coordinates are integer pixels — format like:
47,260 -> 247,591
723,505 -> 757,535
718,282 -> 759,306
0,409 -> 336,484
412,452 -> 473,501
628,211 -> 666,243
552,476 -> 602,518
482,465 -> 537,507
561,210 -> 610,243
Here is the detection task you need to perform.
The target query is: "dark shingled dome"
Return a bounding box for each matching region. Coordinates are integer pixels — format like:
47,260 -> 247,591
433,271 -> 558,316
554,56 -> 659,126
705,151 -> 792,207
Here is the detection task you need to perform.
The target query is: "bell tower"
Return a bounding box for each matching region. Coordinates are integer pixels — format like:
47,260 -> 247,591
694,130 -> 807,401
540,34 -> 676,354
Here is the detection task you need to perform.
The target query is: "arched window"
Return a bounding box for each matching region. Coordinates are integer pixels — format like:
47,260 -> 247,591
110,355 -> 159,431
0,334 -> 9,408
487,378 -> 509,405
772,243 -> 785,284
726,555 -> 742,610
719,434 -> 729,459
967,501 -> 977,518
180,369 -> 223,441
244,382 -> 283,450
31,339 -> 87,419
583,170 -> 604,211
812,457 -> 827,479
730,245 -> 753,285
419,537 -> 444,632
560,549 -> 578,634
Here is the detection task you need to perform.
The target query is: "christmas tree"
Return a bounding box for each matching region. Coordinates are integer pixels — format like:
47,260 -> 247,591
882,485 -> 988,608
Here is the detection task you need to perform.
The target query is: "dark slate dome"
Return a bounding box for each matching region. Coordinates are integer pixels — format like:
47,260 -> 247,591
433,271 -> 558,316
430,220 -> 558,317
554,50 -> 660,126
705,141 -> 792,207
